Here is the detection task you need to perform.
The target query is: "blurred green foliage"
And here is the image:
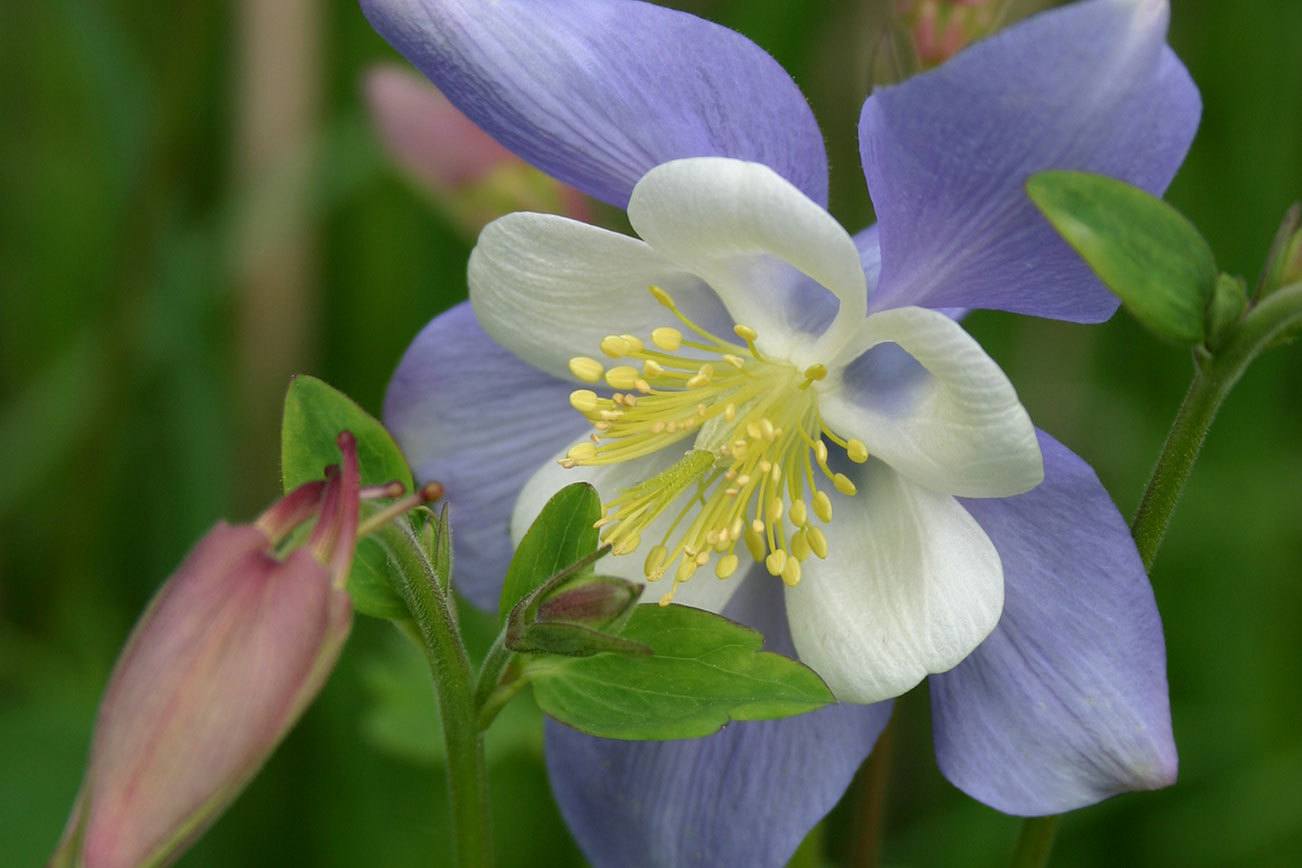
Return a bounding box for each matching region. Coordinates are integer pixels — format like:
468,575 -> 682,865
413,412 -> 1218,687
2,1 -> 1300,865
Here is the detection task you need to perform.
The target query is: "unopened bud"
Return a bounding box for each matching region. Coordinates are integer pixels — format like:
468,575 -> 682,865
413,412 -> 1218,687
536,575 -> 642,630
362,64 -> 590,234
897,0 -> 999,69
52,433 -> 364,868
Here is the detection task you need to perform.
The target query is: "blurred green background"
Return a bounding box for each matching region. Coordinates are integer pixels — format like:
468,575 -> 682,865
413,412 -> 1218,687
2,0 -> 1300,865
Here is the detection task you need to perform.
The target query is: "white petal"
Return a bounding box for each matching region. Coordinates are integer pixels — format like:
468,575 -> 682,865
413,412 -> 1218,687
786,461 -> 1004,704
820,306 -> 1042,497
469,213 -> 729,381
512,448 -> 748,614
627,158 -> 867,364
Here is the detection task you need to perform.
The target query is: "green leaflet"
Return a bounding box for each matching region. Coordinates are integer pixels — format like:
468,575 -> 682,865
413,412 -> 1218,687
280,374 -> 416,620
1028,171 -> 1218,345
527,603 -> 834,740
497,483 -> 602,623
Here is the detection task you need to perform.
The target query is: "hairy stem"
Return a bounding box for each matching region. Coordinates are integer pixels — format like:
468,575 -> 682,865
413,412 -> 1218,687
1010,282 -> 1302,868
380,523 -> 492,868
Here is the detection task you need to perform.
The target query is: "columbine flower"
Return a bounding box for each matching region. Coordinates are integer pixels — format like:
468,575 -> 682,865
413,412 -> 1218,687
51,436 -> 363,868
368,0 -> 1200,863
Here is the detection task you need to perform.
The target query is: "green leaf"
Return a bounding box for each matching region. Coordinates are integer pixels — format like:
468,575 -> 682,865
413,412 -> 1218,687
280,374 -> 415,621
1028,171 -> 1218,345
281,374 -> 413,492
527,604 -> 834,740
497,483 -> 602,623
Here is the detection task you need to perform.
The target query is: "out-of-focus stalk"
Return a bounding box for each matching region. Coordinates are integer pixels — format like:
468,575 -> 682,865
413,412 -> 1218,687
232,0 -> 322,508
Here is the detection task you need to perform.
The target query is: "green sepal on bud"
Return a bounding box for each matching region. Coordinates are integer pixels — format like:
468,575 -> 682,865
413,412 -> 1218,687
1028,170 -> 1219,346
1206,273 -> 1249,349
1260,203 -> 1302,299
508,620 -> 652,658
506,574 -> 649,658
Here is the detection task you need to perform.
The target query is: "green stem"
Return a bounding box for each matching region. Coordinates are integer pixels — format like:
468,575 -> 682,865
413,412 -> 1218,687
1009,817 -> 1060,868
381,523 -> 492,868
1132,282 -> 1302,568
1010,282 -> 1302,868
474,632 -> 522,730
850,713 -> 896,868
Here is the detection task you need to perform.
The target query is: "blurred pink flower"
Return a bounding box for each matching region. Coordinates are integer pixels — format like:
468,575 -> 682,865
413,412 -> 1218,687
363,64 -> 591,231
897,0 -> 1000,68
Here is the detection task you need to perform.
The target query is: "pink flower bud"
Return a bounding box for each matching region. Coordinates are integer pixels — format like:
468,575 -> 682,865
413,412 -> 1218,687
52,434 -> 362,868
362,64 -> 591,231
897,0 -> 1000,69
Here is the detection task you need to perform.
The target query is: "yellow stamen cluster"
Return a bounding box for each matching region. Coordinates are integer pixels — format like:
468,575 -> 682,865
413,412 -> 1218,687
562,286 -> 869,605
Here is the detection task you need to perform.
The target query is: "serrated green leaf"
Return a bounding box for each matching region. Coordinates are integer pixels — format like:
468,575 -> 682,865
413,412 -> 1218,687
1028,171 -> 1218,345
498,483 -> 601,623
280,374 -> 415,620
527,604 -> 834,740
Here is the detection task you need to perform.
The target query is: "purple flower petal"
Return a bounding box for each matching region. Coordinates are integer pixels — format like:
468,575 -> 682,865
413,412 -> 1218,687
545,574 -> 891,868
931,430 -> 1177,815
359,0 -> 828,208
861,0 -> 1200,321
383,302 -> 585,608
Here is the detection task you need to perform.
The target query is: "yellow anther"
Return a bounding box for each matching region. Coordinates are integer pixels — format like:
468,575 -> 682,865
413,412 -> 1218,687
833,473 -> 858,496
649,285 -> 676,308
781,556 -> 802,587
569,356 -> 605,383
744,526 -> 766,561
765,549 -> 788,577
723,354 -> 746,369
567,442 -> 597,462
643,359 -> 665,378
659,591 -> 676,607
605,366 -> 640,389
847,439 -> 869,463
724,403 -> 737,421
685,364 -> 714,389
814,441 -> 829,465
716,553 -> 739,579
770,464 -> 782,483
766,495 -> 784,524
813,491 -> 833,522
790,528 -> 811,561
601,335 -> 632,357
807,526 -> 829,559
729,517 -> 744,541
789,499 -> 808,527
760,418 -> 776,441
676,558 -> 699,581
570,389 -> 600,413
746,422 -> 763,440
619,334 -> 645,353
644,544 -> 668,579
651,327 -> 683,351
733,324 -> 758,342
635,378 -> 652,393
612,533 -> 641,555
695,550 -> 710,566
802,363 -> 828,383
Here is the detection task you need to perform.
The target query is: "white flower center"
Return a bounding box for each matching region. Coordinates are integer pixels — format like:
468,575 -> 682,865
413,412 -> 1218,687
561,286 -> 869,604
